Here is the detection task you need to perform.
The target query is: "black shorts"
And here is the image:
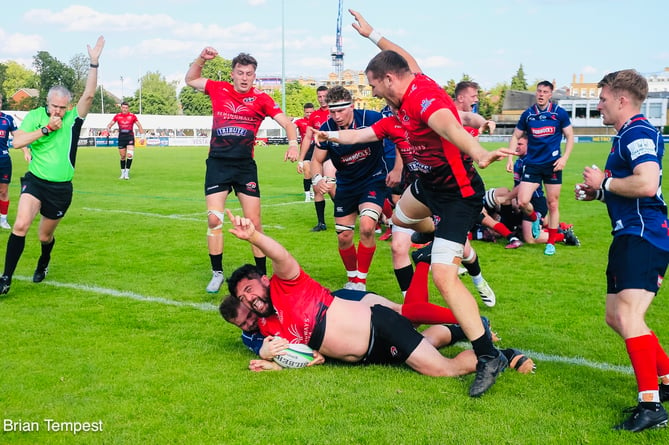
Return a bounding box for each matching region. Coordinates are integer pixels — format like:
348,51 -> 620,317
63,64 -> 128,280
0,157 -> 12,184
118,132 -> 135,149
607,235 -> 669,294
204,157 -> 260,198
334,179 -> 389,218
363,305 -> 424,365
331,289 -> 367,301
20,172 -> 73,219
521,162 -> 562,185
411,179 -> 483,245
303,144 -> 315,162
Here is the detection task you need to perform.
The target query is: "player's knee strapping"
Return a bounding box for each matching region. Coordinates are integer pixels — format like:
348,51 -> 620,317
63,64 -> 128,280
207,209 -> 225,237
431,238 -> 464,266
335,224 -> 355,235
360,207 -> 381,223
462,248 -> 476,264
393,203 -> 424,225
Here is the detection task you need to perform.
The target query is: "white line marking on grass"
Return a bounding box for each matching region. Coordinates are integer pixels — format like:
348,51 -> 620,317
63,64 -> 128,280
15,275 -> 635,376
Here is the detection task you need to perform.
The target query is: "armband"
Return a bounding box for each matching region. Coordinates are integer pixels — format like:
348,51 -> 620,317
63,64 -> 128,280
326,131 -> 340,140
288,139 -> 298,147
368,30 -> 383,45
89,63 -> 99,68
311,174 -> 323,186
602,177 -> 612,192
595,189 -> 605,202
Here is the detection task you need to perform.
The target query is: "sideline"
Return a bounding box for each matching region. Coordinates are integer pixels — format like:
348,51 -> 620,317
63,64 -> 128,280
12,275 -> 634,376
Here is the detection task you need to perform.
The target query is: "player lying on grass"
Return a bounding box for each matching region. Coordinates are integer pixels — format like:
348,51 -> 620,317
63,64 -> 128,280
221,294 -> 534,374
222,209 -> 534,387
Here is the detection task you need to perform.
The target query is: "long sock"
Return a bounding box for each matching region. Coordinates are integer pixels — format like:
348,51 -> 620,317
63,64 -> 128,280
404,262 -> 430,305
0,199 -> 9,216
547,227 -> 558,245
126,158 -> 133,170
493,222 -> 512,238
471,333 -> 498,358
382,198 -> 394,220
3,233 -> 26,278
463,255 -> 481,277
401,302 -> 458,325
338,245 -> 357,279
315,200 -> 326,225
303,178 -> 311,193
393,265 -> 413,293
120,159 -> 126,169
445,324 -> 466,345
38,238 -> 55,269
651,331 -> 669,378
209,253 -> 223,272
626,335 -> 659,394
356,242 -> 376,277
254,256 -> 267,275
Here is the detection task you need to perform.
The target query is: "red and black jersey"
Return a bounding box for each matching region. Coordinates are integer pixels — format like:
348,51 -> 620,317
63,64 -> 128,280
111,112 -> 139,133
398,73 -> 481,198
205,80 -> 283,159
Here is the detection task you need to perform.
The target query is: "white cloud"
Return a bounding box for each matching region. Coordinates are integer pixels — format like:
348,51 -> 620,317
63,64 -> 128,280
24,5 -> 176,32
0,28 -> 44,56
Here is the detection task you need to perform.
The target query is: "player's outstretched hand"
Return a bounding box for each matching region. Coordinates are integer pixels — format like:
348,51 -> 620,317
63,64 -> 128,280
225,209 -> 257,241
249,359 -> 283,372
477,148 -> 514,169
350,9 -> 373,38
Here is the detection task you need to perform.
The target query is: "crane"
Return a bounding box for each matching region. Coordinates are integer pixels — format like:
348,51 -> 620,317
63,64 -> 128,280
331,0 -> 344,81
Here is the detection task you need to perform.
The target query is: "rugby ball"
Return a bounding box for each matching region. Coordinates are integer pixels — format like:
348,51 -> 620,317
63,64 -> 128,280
273,343 -> 315,369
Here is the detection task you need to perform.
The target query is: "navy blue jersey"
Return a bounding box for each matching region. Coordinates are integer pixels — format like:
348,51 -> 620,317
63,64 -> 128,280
0,112 -> 18,157
380,105 -> 397,169
318,109 -> 387,185
604,114 -> 669,251
516,102 -> 571,165
241,330 -> 264,355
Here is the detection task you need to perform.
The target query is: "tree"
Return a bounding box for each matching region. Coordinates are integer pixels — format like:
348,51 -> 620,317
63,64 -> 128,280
90,86 -> 121,114
3,61 -> 39,107
127,71 -> 179,115
33,51 -> 76,103
510,64 -> 528,91
179,56 -> 232,116
270,81 -> 317,117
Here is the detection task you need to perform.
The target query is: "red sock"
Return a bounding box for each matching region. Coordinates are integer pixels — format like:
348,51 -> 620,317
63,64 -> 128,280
529,211 -> 539,222
493,222 -> 512,238
555,232 -> 565,243
382,198 -> 394,220
0,200 -> 8,215
401,302 -> 458,325
338,245 -> 357,277
404,262 -> 430,305
357,242 -> 376,276
626,335 -> 659,392
547,227 -> 559,245
651,331 -> 669,377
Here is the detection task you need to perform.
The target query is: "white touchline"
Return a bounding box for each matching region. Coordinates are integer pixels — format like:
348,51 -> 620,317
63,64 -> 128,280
13,275 -> 635,376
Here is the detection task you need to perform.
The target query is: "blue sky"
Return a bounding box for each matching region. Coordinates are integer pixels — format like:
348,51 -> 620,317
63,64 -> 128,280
2,0 -> 668,99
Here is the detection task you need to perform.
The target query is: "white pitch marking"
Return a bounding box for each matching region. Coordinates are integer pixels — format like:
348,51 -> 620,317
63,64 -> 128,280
15,276 -> 635,376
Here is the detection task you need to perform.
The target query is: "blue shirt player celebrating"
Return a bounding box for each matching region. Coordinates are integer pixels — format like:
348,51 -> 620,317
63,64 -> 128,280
577,69 -> 669,433
311,86 -> 389,291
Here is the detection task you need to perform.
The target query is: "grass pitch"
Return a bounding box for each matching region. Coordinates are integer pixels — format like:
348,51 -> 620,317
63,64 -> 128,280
0,143 -> 667,444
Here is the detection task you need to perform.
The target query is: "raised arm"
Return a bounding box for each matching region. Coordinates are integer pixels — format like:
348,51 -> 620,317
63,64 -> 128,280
349,9 -> 422,73
77,36 -> 105,118
225,209 -> 300,280
185,47 -> 218,92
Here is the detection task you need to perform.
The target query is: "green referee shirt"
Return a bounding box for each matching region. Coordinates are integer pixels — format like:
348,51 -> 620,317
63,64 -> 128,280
20,106 -> 84,182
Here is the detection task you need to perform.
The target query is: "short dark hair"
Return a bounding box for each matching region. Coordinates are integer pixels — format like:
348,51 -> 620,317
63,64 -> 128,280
537,80 -> 554,91
454,81 -> 479,97
121,101 -> 129,106
232,53 -> 258,70
227,263 -> 263,297
303,102 -> 314,109
219,294 -> 242,323
316,85 -> 329,93
365,50 -> 411,81
326,85 -> 352,104
598,69 -> 648,105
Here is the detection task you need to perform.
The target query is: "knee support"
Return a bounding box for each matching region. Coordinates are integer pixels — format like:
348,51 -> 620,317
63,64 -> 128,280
127,146 -> 135,159
431,238 -> 464,266
394,202 -> 424,225
335,224 -> 355,235
359,207 -> 381,223
207,209 -> 225,237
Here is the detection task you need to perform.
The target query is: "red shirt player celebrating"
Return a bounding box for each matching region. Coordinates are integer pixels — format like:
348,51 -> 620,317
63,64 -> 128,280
107,101 -> 143,180
185,47 -> 298,294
